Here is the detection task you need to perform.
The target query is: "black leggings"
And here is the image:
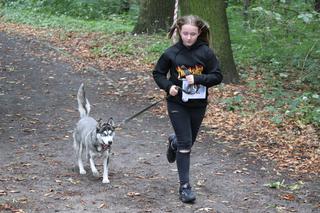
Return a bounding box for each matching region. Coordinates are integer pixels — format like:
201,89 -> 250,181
167,101 -> 206,151
167,101 -> 206,185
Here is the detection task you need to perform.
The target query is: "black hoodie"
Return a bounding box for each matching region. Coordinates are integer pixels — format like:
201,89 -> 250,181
153,40 -> 223,107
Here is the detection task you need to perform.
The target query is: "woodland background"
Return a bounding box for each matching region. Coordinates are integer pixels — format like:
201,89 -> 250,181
0,0 -> 319,176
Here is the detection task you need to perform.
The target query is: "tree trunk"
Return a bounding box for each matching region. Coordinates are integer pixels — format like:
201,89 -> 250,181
243,0 -> 250,28
132,0 -> 175,34
120,0 -> 130,13
180,0 -> 239,84
315,0 -> 320,12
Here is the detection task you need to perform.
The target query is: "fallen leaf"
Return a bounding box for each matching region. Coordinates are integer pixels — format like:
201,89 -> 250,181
64,108 -> 76,113
0,190 -> 7,196
44,193 -> 52,197
197,179 -> 206,186
127,192 -> 140,197
280,193 -> 295,201
195,207 -> 214,212
215,172 -> 224,176
288,181 -> 304,191
98,203 -> 108,209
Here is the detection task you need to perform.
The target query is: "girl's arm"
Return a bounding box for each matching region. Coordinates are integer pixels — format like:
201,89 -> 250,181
194,49 -> 223,87
152,53 -> 174,94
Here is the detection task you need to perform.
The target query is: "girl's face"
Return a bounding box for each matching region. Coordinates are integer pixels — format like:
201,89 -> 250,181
179,24 -> 200,47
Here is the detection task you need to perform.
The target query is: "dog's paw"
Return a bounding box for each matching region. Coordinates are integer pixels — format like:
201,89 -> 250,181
79,169 -> 87,175
102,178 -> 110,184
92,170 -> 100,177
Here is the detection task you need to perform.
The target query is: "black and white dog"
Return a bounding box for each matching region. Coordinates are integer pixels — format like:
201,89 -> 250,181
73,83 -> 115,184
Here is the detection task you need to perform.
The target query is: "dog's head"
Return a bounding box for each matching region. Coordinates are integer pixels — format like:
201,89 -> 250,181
96,118 -> 115,151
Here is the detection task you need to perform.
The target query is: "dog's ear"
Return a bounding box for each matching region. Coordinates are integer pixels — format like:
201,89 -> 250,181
107,117 -> 114,127
96,118 -> 103,133
97,118 -> 103,126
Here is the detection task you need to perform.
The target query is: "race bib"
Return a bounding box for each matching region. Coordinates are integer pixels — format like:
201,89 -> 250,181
181,80 -> 206,102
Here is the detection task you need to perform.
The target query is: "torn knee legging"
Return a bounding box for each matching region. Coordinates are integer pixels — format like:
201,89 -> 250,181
167,101 -> 206,151
167,101 -> 206,185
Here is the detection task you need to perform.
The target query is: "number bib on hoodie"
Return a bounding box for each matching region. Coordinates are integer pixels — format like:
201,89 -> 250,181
181,80 -> 206,102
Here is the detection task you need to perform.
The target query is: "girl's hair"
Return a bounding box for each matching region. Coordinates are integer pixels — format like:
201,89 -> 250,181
168,15 -> 210,45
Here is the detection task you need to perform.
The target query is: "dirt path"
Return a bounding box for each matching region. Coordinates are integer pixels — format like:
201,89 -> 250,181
0,32 -> 319,213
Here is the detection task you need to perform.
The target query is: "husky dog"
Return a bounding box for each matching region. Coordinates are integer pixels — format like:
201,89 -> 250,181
73,83 -> 115,184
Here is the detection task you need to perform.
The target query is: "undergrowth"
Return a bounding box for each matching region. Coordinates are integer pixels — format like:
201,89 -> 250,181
0,0 -> 319,128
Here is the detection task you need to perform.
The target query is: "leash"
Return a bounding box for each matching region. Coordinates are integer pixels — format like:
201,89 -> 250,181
116,98 -> 164,128
116,89 -> 197,128
116,66 -> 196,128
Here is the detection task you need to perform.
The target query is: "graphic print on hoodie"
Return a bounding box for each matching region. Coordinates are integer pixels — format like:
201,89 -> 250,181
153,39 -> 223,107
176,65 -> 204,79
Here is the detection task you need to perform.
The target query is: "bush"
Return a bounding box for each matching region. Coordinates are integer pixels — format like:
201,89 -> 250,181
229,1 -> 320,91
286,93 -> 320,127
4,0 -> 133,20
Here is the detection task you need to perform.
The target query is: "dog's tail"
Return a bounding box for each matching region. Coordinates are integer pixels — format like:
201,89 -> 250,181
77,83 -> 91,118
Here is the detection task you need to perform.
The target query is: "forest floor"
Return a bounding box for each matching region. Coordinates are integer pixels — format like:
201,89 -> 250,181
0,23 -> 319,213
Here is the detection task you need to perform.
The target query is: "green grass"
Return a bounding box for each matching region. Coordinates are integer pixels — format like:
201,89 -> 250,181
0,6 -> 169,63
1,7 -> 133,33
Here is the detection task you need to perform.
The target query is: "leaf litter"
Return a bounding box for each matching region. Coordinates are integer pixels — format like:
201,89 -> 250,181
0,21 -> 318,212
1,21 -> 318,177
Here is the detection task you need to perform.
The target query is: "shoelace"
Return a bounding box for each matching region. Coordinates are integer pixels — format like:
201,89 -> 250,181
181,184 -> 192,193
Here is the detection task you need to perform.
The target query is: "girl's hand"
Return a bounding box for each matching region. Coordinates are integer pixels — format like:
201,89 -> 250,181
169,85 -> 179,96
186,75 -> 194,85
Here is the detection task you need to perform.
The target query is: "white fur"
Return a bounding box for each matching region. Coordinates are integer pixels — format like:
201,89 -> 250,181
73,83 -> 114,184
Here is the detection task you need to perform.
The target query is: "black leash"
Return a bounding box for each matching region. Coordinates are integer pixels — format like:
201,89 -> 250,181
116,86 -> 198,128
117,98 -> 164,128
116,66 -> 197,128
